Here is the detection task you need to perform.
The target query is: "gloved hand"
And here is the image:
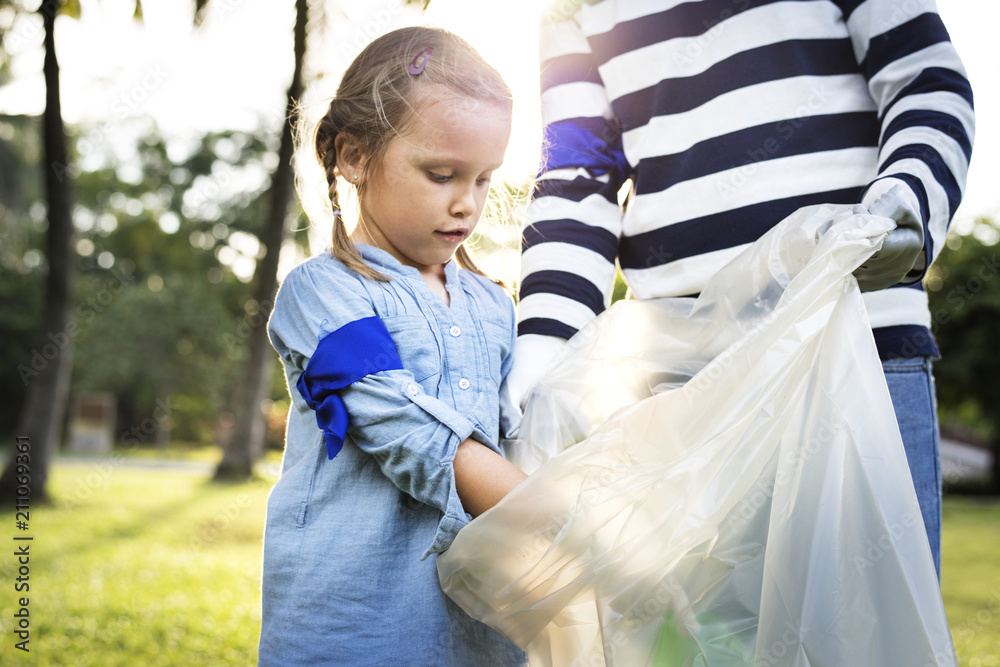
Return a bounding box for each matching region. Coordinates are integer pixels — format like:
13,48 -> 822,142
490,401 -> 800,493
854,181 -> 926,292
505,334 -> 567,411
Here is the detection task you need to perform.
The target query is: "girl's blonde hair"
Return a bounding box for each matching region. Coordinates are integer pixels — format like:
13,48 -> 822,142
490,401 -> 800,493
314,26 -> 513,282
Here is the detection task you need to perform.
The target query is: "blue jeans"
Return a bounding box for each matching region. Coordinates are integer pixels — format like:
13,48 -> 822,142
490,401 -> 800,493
882,356 -> 941,576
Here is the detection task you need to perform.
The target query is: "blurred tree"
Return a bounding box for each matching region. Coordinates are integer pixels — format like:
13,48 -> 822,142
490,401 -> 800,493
72,271 -> 236,445
66,127 -> 279,447
0,0 -> 264,498
214,0 -> 309,480
1,121 -> 294,461
0,0 -> 15,85
0,114 -> 41,215
927,222 -> 1000,491
0,0 -> 81,502
0,114 -> 44,431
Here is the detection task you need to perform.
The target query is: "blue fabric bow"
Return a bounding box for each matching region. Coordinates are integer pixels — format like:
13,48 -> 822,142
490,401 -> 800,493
296,316 -> 403,459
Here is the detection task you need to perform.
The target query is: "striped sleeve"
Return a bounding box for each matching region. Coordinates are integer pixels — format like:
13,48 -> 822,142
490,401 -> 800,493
842,0 -> 974,276
517,15 -> 628,340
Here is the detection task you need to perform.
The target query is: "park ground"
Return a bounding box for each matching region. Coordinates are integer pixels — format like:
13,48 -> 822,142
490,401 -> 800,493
0,452 -> 996,666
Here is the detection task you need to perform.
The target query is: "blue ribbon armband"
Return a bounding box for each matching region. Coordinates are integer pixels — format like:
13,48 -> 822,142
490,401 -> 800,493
542,119 -> 626,177
295,316 -> 403,459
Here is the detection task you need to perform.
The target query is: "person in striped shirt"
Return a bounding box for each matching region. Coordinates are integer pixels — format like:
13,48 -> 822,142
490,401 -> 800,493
510,0 -> 974,574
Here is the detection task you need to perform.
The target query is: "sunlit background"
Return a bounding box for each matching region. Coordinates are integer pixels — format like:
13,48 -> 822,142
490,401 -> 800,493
1,0 -> 995,260
1,3 -> 998,663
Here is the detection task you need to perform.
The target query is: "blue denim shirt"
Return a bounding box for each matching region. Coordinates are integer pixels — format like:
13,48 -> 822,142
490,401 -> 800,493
259,245 -> 526,666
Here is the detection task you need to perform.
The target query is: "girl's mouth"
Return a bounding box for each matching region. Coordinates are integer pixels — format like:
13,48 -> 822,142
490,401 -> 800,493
435,230 -> 467,243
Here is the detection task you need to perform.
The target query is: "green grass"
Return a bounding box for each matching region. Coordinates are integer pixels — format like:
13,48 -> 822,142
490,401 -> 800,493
55,443 -> 285,466
0,463 -> 996,665
0,463 -> 273,666
942,497 -> 1000,666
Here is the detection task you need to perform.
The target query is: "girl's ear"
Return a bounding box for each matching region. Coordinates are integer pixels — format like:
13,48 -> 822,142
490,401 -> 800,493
334,133 -> 366,182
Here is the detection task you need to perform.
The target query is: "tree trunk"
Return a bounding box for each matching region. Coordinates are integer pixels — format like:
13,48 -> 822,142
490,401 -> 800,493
0,0 -> 76,503
214,0 -> 308,480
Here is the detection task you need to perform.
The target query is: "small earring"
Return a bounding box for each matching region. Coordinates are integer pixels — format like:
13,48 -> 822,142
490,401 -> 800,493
353,174 -> 359,181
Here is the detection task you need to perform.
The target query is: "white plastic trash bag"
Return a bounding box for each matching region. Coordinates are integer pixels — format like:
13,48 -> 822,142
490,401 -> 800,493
437,205 -> 956,667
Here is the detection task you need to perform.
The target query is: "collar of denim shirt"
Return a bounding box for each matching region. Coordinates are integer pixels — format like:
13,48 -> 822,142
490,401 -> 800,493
352,242 -> 460,284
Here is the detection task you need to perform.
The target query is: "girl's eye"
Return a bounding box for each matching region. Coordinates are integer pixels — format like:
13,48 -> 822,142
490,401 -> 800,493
428,172 -> 451,183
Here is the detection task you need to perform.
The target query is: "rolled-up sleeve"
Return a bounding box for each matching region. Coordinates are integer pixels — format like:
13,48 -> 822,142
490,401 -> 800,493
342,370 -> 495,556
269,258 -> 498,556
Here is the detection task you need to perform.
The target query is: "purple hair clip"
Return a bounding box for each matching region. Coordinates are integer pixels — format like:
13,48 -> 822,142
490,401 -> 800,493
408,47 -> 433,75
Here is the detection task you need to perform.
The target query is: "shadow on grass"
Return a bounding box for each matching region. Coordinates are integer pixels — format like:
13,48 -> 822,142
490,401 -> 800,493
0,466 -> 271,565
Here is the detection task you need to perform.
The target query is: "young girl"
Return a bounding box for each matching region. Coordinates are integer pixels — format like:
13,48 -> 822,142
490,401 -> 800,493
258,27 -> 528,666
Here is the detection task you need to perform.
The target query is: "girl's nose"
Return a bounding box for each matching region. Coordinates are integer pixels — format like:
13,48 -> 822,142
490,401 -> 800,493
450,182 -> 478,218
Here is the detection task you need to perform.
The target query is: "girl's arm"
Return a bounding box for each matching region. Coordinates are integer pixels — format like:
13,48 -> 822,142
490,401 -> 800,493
271,261 -> 520,556
453,438 -> 528,517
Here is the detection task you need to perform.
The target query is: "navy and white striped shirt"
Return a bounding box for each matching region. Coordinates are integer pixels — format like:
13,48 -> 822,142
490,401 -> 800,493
517,0 -> 974,360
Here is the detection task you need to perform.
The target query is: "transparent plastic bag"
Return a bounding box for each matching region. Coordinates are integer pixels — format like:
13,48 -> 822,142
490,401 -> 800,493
438,205 -> 956,666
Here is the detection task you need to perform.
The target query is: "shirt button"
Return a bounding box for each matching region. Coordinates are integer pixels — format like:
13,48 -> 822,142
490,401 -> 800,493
449,325 -> 462,337
406,383 -> 419,396
458,378 -> 471,390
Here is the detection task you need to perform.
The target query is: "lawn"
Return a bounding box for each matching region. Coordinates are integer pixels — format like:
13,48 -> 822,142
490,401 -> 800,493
0,461 -> 997,665
941,497 -> 1000,667
0,461 -> 272,666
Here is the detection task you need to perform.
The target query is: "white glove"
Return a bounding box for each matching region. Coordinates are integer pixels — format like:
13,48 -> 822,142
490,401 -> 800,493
855,180 -> 926,292
504,334 -> 567,411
